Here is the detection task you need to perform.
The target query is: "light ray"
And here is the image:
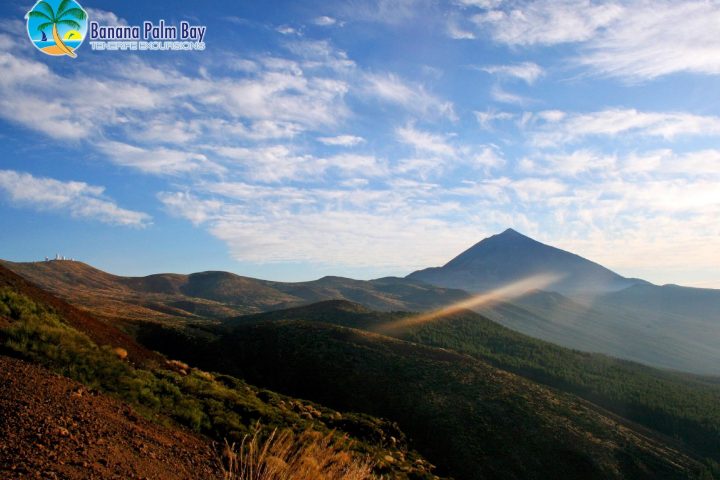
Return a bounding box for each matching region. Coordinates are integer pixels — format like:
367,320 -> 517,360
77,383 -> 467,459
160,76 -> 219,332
376,273 -> 565,334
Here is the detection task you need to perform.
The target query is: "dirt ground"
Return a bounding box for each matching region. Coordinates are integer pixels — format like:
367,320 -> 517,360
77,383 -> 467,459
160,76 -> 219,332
0,355 -> 222,479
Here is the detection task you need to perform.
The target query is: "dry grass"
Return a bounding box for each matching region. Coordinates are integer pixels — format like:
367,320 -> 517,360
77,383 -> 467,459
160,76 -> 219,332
221,426 -> 375,480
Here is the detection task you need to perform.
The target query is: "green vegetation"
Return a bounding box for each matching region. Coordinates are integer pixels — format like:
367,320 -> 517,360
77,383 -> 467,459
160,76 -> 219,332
226,300 -> 720,464
397,310 -> 720,461
138,310 -> 706,480
0,288 -> 436,479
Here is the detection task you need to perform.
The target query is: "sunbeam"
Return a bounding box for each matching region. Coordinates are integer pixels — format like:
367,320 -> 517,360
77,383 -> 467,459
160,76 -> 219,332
376,273 -> 566,334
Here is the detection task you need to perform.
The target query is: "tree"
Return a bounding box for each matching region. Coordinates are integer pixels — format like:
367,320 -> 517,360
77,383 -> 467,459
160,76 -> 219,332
28,0 -> 85,58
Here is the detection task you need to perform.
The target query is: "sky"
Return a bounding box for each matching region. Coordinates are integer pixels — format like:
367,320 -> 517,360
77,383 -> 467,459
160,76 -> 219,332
0,0 -> 719,287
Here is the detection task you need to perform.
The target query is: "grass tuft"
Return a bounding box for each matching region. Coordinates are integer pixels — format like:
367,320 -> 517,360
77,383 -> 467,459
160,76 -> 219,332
222,425 -> 375,480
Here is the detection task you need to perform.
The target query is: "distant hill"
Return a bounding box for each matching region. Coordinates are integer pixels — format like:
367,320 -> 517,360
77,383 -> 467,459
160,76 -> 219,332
0,260 -> 469,323
5,252 -> 720,375
407,228 -> 644,294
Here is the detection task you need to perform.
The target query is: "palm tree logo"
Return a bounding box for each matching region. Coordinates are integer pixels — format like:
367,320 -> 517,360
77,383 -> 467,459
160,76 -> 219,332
25,0 -> 88,58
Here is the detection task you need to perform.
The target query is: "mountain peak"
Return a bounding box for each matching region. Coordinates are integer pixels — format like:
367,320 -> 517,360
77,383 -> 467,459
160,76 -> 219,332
492,228 -> 535,242
407,229 -> 638,295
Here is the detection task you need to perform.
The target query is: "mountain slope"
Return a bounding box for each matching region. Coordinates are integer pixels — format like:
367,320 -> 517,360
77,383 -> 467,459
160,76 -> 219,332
0,267 -> 442,479
0,263 -> 161,365
473,289 -> 720,375
600,283 -> 720,319
407,228 -> 642,294
138,302 -> 709,480
219,301 -> 720,463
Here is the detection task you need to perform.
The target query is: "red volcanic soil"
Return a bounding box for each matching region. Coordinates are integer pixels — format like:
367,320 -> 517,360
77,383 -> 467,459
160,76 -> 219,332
0,264 -> 162,365
0,355 -> 222,479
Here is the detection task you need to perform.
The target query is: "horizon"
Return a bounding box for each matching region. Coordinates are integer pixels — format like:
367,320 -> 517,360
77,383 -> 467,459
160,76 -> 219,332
2,226 -> 716,289
1,1 -> 719,288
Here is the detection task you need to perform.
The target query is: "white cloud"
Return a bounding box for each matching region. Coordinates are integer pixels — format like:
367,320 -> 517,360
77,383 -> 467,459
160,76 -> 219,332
510,177 -> 567,201
475,146 -> 505,170
0,45 -> 161,140
481,62 -> 544,84
341,0 -> 430,25
97,141 -> 220,176
158,184 -> 486,269
580,1 -> 720,80
340,178 -> 370,188
364,73 -> 456,119
520,150 -> 616,176
283,39 -> 355,72
467,1 -> 720,81
276,25 -> 298,35
0,170 -> 150,227
454,0 -> 503,7
325,153 -> 388,176
490,85 -> 530,105
128,117 -> 202,145
536,110 -> 566,122
317,135 -> 366,146
530,109 -> 720,146
314,16 -> 338,26
396,125 -> 455,156
202,70 -> 350,128
157,191 -> 223,226
472,0 -> 622,46
623,149 -> 720,176
211,145 -> 386,182
475,110 -> 514,129
447,20 -> 476,39
212,145 -> 317,183
0,27 -> 352,148
200,119 -> 304,141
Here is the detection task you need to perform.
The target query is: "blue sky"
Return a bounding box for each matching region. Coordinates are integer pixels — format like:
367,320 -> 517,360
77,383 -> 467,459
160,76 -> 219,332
1,0 -> 719,287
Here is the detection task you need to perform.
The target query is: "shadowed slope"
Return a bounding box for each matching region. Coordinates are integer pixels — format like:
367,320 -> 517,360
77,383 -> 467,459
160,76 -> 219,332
138,301 -> 707,480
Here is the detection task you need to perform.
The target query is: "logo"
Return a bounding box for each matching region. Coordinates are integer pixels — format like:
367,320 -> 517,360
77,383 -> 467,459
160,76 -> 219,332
25,0 -> 88,58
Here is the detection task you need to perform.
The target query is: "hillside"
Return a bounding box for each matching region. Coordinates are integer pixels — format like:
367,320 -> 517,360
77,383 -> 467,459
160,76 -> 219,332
1,260 -> 469,323
0,263 -> 161,365
0,266 -> 441,479
407,228 -> 643,294
223,300 -> 720,459
138,302 -> 711,480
